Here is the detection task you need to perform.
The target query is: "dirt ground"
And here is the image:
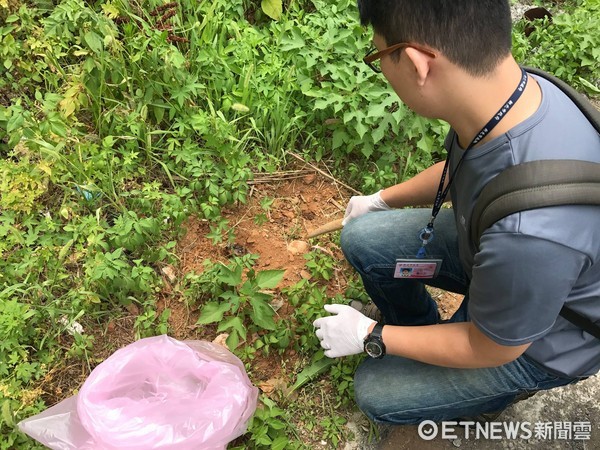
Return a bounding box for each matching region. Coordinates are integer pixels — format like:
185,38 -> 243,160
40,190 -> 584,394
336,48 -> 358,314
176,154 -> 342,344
174,163 -> 463,322
170,163 -> 464,448
39,160 -> 467,449
40,160 -> 599,450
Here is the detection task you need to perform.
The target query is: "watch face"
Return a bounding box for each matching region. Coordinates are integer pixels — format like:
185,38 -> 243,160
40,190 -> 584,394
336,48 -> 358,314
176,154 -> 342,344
365,340 -> 383,358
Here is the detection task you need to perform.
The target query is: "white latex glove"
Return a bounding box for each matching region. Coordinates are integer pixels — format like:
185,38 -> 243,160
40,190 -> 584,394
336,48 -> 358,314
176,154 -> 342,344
313,304 -> 376,358
342,190 -> 391,226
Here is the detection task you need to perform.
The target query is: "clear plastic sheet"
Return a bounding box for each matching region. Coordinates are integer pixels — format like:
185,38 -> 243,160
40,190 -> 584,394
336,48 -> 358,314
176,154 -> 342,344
18,335 -> 258,450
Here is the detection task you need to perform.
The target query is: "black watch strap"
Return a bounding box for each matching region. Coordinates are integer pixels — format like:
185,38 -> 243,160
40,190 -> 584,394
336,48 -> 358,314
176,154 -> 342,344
364,323 -> 386,359
369,322 -> 384,339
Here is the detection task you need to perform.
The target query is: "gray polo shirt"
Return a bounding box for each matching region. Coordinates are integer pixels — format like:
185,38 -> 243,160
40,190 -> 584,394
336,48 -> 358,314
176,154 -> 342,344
447,74 -> 600,378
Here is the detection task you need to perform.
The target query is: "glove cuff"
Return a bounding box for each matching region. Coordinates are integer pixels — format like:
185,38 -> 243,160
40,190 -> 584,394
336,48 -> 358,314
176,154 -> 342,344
371,190 -> 391,211
356,315 -> 377,343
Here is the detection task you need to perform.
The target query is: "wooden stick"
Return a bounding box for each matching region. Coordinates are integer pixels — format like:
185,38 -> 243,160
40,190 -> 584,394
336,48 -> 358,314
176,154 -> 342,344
307,218 -> 344,238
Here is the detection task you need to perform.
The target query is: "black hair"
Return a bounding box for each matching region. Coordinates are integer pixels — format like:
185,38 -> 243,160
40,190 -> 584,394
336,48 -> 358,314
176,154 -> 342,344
357,0 -> 513,75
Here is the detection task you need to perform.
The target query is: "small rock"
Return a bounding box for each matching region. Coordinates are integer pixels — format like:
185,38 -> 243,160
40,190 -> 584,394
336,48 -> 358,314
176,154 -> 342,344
270,298 -> 285,312
452,438 -> 462,447
300,270 -> 312,280
288,240 -> 310,255
59,316 -> 84,335
125,303 -> 139,315
161,265 -> 177,283
303,173 -> 316,184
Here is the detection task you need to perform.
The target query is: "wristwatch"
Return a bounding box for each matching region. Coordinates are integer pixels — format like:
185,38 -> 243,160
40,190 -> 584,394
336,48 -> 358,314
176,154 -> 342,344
363,323 -> 386,359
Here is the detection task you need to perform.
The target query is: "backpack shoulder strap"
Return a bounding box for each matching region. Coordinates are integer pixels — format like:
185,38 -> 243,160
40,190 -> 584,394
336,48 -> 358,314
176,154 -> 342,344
559,305 -> 600,340
471,160 -> 600,250
523,66 -> 600,135
470,160 -> 600,339
471,67 -> 600,248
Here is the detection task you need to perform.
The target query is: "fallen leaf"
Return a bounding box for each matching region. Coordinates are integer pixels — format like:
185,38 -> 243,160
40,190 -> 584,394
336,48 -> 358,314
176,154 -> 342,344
212,333 -> 229,348
258,377 -> 288,396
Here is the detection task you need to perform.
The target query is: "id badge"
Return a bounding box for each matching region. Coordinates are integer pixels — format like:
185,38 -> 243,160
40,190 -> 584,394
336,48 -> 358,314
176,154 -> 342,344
394,258 -> 442,279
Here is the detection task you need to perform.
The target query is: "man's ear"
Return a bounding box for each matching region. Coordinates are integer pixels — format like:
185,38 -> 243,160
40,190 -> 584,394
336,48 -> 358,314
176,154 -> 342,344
404,47 -> 434,87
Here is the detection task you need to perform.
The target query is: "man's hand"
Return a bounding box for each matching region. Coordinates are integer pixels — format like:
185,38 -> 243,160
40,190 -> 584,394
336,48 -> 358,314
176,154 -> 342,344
342,190 -> 391,226
313,304 -> 376,358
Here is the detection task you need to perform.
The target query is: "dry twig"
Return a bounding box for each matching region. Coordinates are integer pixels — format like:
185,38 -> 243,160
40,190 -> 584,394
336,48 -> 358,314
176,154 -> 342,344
286,152 -> 362,196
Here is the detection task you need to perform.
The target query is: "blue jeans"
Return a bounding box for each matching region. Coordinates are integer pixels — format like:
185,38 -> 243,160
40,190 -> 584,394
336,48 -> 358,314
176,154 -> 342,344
341,209 -> 579,424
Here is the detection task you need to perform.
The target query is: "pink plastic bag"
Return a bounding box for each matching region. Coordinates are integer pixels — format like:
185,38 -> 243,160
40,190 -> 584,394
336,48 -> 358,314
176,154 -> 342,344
19,335 -> 258,450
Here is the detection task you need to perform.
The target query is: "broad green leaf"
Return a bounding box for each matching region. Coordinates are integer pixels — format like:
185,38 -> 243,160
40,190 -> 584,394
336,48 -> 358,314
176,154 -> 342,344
218,264 -> 242,286
84,31 -> 103,54
289,355 -> 335,393
355,121 -> 368,140
332,128 -> 347,150
416,134 -> 433,152
217,316 -> 246,338
372,120 -> 387,144
271,436 -> 289,450
6,112 -> 23,133
59,96 -> 76,118
249,297 -> 276,330
279,27 -> 304,51
261,0 -> 282,20
1,400 -> 13,427
58,239 -> 74,261
342,110 -> 357,124
226,331 -> 240,350
314,98 -> 330,110
255,269 -> 284,289
153,104 -> 165,123
360,142 -> 374,158
196,301 -> 230,324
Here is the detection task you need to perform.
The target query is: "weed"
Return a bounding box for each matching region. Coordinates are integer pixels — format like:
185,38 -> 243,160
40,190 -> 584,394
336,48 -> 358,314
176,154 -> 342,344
189,257 -> 285,351
304,250 -> 336,281
512,0 -> 600,93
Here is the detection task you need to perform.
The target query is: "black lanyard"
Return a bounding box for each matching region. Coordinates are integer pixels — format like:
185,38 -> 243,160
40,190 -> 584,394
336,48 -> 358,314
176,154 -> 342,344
416,68 -> 529,258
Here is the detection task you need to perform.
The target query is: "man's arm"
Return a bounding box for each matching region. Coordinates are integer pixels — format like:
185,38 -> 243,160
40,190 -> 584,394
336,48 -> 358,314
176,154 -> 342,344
379,321 -> 531,368
380,160 -> 449,208
314,304 -> 530,367
343,160 -> 450,225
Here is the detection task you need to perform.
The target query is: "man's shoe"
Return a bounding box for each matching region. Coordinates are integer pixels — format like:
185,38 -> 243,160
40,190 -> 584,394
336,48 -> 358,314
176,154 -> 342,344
349,300 -> 384,323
